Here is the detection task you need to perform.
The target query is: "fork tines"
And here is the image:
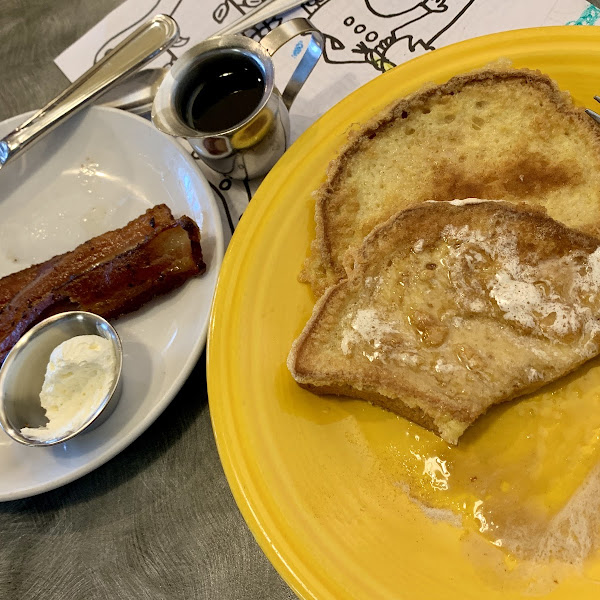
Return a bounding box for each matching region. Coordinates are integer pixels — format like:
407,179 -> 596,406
587,96 -> 600,124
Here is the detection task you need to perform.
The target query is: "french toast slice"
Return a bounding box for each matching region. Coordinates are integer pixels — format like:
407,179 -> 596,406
302,66 -> 600,296
288,200 -> 600,444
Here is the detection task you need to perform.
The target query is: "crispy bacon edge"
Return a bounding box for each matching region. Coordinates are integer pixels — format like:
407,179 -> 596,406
0,205 -> 206,362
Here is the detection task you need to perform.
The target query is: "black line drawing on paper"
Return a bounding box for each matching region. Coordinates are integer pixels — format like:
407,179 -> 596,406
213,0 -> 269,24
300,0 -> 476,72
210,0 -> 476,74
208,181 -> 236,234
91,0 -> 477,84
93,0 -> 190,67
212,0 -> 283,39
191,149 -> 253,233
243,16 -> 284,39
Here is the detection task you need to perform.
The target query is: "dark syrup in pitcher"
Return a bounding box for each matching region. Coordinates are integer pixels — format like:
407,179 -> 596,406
180,52 -> 265,133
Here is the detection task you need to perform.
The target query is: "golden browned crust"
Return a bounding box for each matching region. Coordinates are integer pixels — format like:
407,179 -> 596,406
302,66 -> 600,296
299,380 -> 440,436
289,200 -> 600,444
355,201 -> 599,272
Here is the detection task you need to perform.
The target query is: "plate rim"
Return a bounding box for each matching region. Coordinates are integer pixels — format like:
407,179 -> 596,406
0,105 -> 225,501
207,25 -> 600,600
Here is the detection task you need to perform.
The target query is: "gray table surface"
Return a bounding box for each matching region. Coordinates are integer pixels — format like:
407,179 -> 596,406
0,1 -> 296,598
4,2 -> 600,599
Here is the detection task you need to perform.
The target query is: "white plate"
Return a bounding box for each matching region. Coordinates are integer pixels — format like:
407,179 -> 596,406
0,106 -> 224,501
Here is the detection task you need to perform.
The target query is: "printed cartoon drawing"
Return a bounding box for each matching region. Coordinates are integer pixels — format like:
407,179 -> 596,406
210,0 -> 476,73
212,0 -> 270,25
93,0 -> 190,66
243,16 -> 284,40
189,147 -> 256,235
301,0 -> 475,72
212,0 -> 284,39
567,5 -> 600,26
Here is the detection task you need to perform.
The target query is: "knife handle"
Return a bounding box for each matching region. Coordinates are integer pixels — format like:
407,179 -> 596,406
0,14 -> 179,169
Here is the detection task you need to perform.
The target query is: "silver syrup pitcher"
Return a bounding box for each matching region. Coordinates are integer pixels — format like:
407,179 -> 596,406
151,18 -> 323,180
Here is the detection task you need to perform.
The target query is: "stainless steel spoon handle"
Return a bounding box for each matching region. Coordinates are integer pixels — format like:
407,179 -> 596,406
0,14 -> 179,169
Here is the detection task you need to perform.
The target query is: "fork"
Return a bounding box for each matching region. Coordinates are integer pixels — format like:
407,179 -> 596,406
586,97 -> 600,123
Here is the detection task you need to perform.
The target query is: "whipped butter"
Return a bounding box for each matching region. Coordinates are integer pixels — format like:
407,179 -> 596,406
21,335 -> 116,442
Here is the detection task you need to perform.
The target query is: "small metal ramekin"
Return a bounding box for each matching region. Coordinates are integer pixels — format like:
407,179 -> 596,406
0,311 -> 122,446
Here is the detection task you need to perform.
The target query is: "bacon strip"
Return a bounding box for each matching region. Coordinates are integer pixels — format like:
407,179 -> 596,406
0,205 -> 206,362
0,204 -> 177,310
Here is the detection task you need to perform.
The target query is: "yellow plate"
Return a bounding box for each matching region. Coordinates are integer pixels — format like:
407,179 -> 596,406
207,27 -> 600,599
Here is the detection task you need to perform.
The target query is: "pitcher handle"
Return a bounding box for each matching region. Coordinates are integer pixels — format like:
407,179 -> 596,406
260,18 -> 324,110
